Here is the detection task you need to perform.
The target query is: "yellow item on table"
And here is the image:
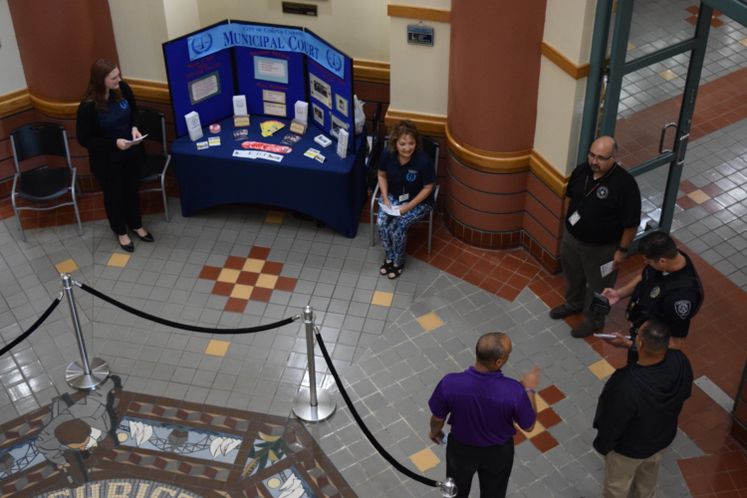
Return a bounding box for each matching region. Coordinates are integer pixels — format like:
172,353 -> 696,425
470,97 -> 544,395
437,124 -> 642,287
260,120 -> 285,137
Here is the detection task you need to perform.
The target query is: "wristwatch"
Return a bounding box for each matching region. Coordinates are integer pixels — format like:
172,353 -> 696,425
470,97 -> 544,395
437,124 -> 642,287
617,246 -> 629,253
525,388 -> 535,394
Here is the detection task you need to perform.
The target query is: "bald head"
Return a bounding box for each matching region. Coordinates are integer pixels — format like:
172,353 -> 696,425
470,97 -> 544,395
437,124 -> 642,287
588,136 -> 618,175
475,332 -> 512,370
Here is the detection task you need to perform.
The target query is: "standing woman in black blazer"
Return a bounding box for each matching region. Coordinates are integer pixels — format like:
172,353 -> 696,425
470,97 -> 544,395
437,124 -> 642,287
77,59 -> 153,252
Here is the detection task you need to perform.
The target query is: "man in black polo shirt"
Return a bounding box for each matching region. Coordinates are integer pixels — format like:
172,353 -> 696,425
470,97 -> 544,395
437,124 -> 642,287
550,136 -> 641,338
602,231 -> 703,364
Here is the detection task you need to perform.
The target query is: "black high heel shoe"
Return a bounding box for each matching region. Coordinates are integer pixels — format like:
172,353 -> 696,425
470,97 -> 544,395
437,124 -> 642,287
134,231 -> 154,243
118,235 -> 134,252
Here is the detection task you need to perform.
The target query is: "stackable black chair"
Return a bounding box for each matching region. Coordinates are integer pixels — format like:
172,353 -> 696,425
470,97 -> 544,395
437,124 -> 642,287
369,136 -> 440,254
136,107 -> 171,221
10,122 -> 83,241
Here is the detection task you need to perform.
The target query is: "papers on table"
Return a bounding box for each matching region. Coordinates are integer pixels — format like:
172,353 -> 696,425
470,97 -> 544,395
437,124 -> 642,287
600,260 -> 615,278
378,199 -> 401,216
232,149 -> 284,162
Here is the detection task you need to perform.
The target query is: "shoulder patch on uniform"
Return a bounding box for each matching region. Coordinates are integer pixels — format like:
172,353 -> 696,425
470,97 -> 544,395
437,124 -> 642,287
674,300 -> 691,320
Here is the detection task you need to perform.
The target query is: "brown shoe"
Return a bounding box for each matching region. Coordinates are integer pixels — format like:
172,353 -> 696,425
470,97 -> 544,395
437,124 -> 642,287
549,304 -> 582,320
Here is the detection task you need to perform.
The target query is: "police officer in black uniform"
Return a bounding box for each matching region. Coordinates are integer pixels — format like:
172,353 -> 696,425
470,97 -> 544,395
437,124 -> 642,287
601,231 -> 704,364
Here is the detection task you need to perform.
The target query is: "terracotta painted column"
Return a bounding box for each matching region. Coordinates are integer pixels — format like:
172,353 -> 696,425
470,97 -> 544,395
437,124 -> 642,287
445,1 -> 547,249
8,0 -> 118,112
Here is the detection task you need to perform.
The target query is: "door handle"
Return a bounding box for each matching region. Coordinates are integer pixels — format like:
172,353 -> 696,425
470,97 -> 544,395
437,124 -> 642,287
659,122 -> 677,154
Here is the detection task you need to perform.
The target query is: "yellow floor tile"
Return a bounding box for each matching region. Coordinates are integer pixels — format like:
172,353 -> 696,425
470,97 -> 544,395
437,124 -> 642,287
107,253 -> 131,268
409,447 -> 440,472
55,259 -> 78,274
242,258 -> 265,273
627,41 -> 636,50
518,421 -> 546,439
416,312 -> 444,332
217,268 -> 241,283
687,189 -> 710,204
658,69 -> 678,81
255,274 -> 278,289
741,38 -> 747,47
205,339 -> 230,357
589,358 -> 616,380
265,211 -> 285,224
371,290 -> 393,307
231,284 -> 253,299
535,394 -> 549,413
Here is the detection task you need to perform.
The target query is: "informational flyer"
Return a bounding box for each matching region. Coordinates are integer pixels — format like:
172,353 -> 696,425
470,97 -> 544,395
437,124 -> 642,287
254,56 -> 289,84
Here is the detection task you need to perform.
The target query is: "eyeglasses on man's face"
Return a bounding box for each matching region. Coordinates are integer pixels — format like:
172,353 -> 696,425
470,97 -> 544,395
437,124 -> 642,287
587,151 -> 613,161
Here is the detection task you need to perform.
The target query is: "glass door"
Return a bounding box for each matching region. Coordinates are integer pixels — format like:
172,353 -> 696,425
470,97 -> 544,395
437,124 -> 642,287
579,0 -> 714,236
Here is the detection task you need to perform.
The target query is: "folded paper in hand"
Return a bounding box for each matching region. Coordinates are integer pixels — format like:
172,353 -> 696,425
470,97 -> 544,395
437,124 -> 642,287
126,134 -> 148,145
378,199 -> 400,216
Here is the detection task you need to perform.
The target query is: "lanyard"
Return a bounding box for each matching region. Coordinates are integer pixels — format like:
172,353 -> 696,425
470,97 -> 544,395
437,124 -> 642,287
581,163 -> 617,199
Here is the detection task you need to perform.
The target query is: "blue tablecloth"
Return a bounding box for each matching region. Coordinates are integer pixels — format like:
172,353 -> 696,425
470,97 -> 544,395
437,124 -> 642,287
171,117 -> 367,237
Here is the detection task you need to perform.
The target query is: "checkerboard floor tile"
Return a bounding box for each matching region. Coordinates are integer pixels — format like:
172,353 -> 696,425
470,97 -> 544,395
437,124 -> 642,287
513,384 -> 566,453
199,245 -> 296,313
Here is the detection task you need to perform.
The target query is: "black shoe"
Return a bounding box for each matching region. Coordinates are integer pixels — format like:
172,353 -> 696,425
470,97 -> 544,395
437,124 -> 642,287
135,231 -> 154,242
571,320 -> 603,338
119,240 -> 135,252
549,304 -> 582,320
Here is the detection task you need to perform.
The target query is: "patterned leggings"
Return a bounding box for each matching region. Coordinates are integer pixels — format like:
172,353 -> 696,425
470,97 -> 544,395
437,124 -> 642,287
377,194 -> 432,267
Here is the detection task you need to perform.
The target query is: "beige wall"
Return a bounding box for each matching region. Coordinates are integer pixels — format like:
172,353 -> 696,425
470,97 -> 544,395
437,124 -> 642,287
0,0 -> 27,95
388,0 -> 450,118
533,0 -> 596,175
107,0 -> 389,84
195,0 -> 389,61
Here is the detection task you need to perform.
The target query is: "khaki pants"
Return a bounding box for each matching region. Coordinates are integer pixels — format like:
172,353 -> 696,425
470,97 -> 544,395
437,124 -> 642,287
603,450 -> 662,498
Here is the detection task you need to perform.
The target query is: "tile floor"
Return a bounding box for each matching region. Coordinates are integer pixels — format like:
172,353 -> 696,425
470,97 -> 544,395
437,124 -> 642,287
0,3 -> 746,496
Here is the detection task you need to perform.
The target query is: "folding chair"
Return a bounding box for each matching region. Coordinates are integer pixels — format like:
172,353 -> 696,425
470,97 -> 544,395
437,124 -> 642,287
136,107 -> 171,221
10,122 -> 83,241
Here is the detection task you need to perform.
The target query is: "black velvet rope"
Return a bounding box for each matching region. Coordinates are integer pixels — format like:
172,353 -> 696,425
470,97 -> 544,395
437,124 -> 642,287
0,296 -> 62,357
315,331 -> 439,488
79,282 -> 297,334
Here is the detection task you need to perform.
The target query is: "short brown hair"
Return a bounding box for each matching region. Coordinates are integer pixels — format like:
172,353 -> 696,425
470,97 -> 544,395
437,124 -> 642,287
387,120 -> 421,154
55,419 -> 92,446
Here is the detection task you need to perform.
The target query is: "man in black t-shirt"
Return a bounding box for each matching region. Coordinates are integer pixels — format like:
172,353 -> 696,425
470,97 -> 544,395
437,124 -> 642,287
550,136 -> 642,338
602,231 -> 703,364
593,318 -> 692,497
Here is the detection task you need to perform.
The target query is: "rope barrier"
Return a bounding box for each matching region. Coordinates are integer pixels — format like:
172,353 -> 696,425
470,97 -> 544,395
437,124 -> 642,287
314,329 -> 439,488
0,295 -> 62,357
78,282 -> 299,334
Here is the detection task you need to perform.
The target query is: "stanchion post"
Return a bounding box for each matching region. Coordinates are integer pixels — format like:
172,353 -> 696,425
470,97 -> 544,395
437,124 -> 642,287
439,478 -> 457,497
61,273 -> 110,390
292,305 -> 335,422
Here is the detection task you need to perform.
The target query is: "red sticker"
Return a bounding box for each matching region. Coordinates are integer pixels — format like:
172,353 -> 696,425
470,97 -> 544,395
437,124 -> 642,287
209,123 -> 221,134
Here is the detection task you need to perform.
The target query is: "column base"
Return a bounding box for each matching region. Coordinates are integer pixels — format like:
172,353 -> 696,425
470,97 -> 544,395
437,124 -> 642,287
444,212 -> 561,273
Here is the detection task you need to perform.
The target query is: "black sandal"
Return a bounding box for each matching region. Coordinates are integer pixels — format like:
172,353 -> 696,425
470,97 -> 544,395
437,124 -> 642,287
387,265 -> 403,280
379,261 -> 393,275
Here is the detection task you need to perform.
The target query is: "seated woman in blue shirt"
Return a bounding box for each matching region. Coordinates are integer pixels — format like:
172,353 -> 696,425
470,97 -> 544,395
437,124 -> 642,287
376,121 -> 435,279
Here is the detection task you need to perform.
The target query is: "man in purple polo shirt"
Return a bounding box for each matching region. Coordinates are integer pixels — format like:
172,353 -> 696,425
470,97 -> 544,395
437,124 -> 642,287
428,332 -> 540,498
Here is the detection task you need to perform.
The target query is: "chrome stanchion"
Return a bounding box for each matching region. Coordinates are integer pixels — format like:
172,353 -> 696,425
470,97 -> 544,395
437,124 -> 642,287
292,305 -> 335,422
61,274 -> 109,390
439,478 -> 457,497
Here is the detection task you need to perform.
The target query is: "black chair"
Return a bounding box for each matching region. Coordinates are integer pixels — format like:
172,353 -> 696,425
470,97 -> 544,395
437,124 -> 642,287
10,122 -> 83,241
136,107 -> 171,221
369,136 -> 440,254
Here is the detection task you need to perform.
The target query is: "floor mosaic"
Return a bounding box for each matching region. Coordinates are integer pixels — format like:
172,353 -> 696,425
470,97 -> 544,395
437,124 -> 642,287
0,382 -> 354,497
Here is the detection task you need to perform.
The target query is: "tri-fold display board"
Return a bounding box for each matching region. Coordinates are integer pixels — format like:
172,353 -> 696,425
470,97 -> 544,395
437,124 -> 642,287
163,20 -> 355,151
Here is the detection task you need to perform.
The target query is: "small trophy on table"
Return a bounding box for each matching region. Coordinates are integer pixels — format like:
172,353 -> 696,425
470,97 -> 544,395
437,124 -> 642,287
233,95 -> 250,127
290,100 -> 308,135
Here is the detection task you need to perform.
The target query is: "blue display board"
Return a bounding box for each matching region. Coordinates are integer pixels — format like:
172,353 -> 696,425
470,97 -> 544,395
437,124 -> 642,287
162,20 -> 356,151
162,21 -> 235,137
305,29 -> 355,144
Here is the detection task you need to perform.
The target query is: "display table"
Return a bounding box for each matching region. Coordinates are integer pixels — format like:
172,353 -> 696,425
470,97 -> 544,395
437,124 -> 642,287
171,117 -> 367,237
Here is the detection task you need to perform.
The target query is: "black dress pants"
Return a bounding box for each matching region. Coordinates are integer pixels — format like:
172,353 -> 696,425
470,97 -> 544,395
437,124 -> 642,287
446,436 -> 515,498
93,157 -> 142,236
